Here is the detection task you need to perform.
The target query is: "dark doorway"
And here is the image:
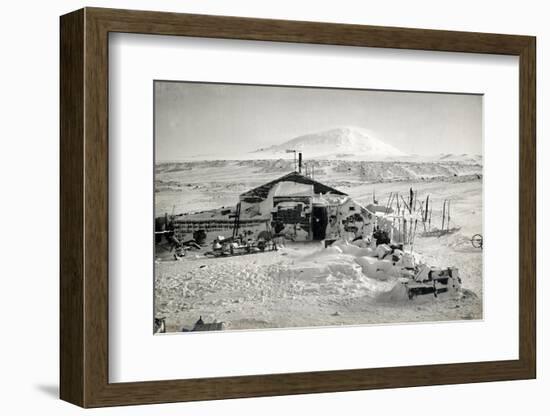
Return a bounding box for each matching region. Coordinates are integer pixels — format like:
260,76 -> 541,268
312,206 -> 328,240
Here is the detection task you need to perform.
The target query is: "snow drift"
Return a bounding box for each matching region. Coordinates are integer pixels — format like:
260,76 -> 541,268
278,240 -> 423,302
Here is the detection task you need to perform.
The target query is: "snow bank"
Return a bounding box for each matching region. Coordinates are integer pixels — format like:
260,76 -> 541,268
279,241 -> 416,300
377,282 -> 409,302
355,256 -> 399,281
355,256 -> 378,276
333,242 -> 364,257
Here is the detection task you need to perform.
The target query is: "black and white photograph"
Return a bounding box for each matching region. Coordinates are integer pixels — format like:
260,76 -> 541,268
153,81 -> 483,333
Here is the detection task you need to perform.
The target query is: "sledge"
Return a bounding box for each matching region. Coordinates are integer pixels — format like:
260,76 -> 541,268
204,236 -> 276,258
402,267 -> 462,300
421,226 -> 461,238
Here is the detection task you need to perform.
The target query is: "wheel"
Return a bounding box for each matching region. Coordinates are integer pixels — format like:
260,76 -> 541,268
471,234 -> 483,249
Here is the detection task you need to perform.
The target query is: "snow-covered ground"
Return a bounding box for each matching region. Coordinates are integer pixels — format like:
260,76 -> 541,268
154,161 -> 483,333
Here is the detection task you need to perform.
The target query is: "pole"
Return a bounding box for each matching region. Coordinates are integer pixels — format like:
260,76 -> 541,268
420,202 -> 427,232
386,192 -> 393,212
425,195 -> 429,222
447,200 -> 451,232
409,219 -> 413,248
400,195 -> 411,213
387,192 -> 396,213
441,200 -> 446,232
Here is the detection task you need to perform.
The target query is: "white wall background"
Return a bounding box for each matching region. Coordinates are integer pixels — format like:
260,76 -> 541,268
0,1 -> 545,414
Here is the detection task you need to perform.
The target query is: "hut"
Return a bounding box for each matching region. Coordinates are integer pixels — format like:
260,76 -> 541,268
239,172 -> 375,242
167,171 -> 383,244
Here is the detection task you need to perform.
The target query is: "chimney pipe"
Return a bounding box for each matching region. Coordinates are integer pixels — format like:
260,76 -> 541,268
298,152 -> 302,173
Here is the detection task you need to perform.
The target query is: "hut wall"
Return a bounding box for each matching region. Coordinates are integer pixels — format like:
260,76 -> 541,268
173,218 -> 268,241
322,198 -> 378,242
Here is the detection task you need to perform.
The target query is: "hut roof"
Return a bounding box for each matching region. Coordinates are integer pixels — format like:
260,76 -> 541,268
240,172 -> 347,202
273,181 -> 314,197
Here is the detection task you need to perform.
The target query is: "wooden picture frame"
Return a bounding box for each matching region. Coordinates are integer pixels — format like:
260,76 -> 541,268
60,7 -> 536,408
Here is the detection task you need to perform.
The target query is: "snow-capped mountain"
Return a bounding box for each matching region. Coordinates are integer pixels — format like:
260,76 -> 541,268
252,127 -> 407,160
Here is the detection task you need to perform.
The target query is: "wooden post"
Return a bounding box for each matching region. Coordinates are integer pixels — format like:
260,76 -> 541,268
385,192 -> 393,212
400,195 -> 410,213
441,200 -> 446,232
425,195 -> 430,222
409,219 -> 413,248
389,192 -> 396,212
447,200 -> 451,232
420,202 -> 427,232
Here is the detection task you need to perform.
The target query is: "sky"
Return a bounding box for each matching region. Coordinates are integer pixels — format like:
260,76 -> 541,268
154,81 -> 482,161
